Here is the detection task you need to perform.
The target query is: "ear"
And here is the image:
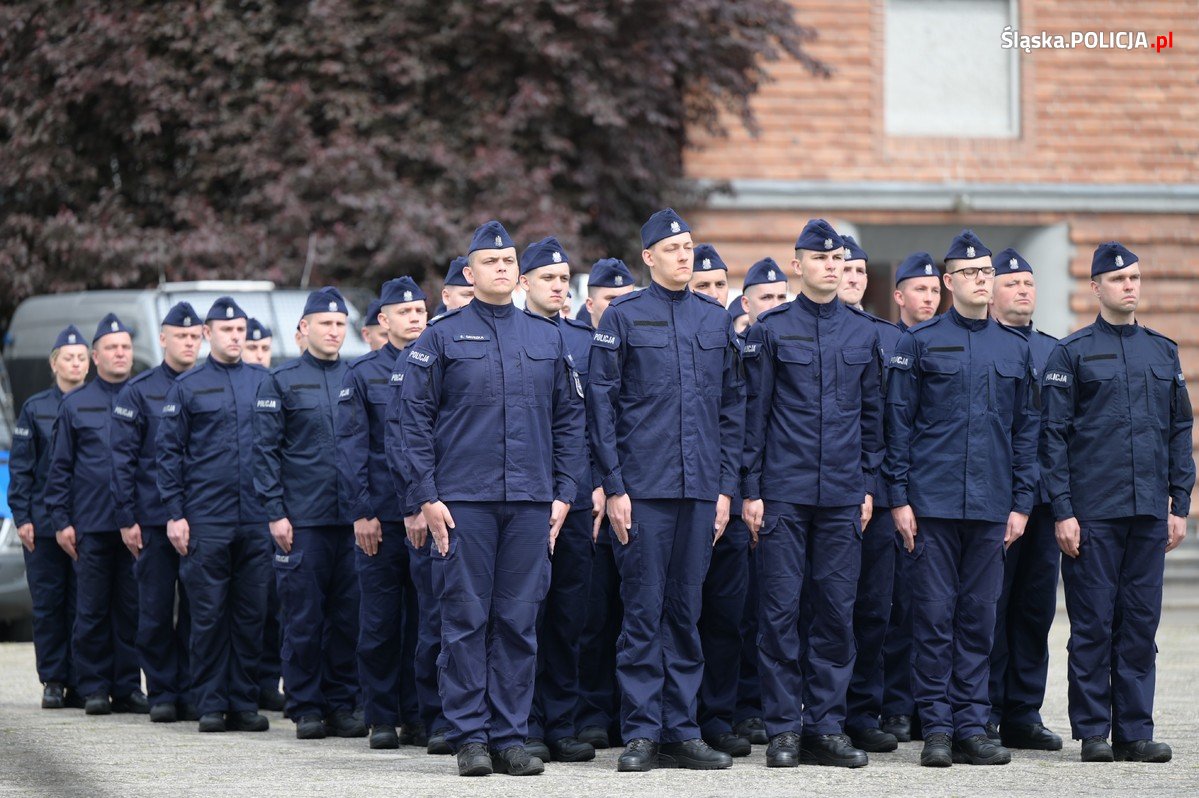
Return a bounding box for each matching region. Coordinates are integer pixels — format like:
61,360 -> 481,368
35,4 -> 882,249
942,272 -> 953,291
791,256 -> 802,277
893,289 -> 904,306
463,265 -> 476,286
741,294 -> 749,313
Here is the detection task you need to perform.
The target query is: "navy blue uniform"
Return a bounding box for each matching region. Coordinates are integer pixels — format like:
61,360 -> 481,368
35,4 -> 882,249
397,298 -> 585,751
158,358 -> 272,716
335,340 -> 419,729
883,308 -> 1038,740
587,282 -> 745,744
988,323 -> 1060,729
1040,315 -> 1194,743
530,313 -> 598,745
845,313 -> 903,737
111,363 -> 191,709
9,387 -> 77,690
254,350 -> 359,723
742,295 -> 883,737
44,377 -> 140,701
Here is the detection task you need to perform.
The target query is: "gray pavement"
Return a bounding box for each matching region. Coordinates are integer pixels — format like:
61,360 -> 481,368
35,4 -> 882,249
2,610 -> 1198,797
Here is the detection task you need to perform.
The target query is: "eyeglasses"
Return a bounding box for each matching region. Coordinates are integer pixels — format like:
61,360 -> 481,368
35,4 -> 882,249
947,266 -> 996,279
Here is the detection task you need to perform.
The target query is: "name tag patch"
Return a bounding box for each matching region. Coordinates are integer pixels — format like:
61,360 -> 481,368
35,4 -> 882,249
256,398 -> 279,410
113,405 -> 136,420
453,334 -> 490,342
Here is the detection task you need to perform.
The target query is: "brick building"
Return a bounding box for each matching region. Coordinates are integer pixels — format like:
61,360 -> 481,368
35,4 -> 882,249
684,0 -> 1199,507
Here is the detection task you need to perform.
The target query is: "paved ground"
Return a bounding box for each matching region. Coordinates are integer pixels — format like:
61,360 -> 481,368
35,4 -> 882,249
2,609 -> 1198,797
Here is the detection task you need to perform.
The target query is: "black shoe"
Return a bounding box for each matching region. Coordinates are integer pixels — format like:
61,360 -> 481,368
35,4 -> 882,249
428,730 -> 454,755
849,727 -> 898,753
733,717 -> 769,746
177,703 -> 200,722
405,723 -> 428,747
491,745 -> 544,776
1081,736 -> 1114,762
41,683 -> 66,709
64,688 -> 86,709
258,689 -> 286,713
881,715 -> 911,743
111,691 -> 150,714
579,725 -> 611,749
616,738 -> 658,772
227,711 -> 269,732
84,694 -> 112,716
658,738 -> 733,770
1113,739 -> 1172,763
952,734 -> 1011,765
800,734 -> 868,768
295,715 -> 327,740
1000,722 -> 1062,751
920,733 -> 953,767
326,709 -> 368,738
150,703 -> 178,723
985,722 -> 1001,741
457,742 -> 493,776
369,725 -> 400,749
704,731 -> 751,757
524,738 -> 551,761
766,732 -> 801,768
548,736 -> 595,762
198,712 -> 227,733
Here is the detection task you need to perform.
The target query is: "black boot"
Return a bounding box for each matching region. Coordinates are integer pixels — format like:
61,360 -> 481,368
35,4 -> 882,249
1001,722 -> 1062,751
198,712 -> 227,733
41,683 -> 65,709
548,737 -> 595,762
657,739 -> 733,770
985,722 -> 1001,741
616,738 -> 658,772
733,717 -> 769,745
457,742 -> 493,776
258,689 -> 286,713
177,703 -> 200,721
578,726 -> 611,749
295,715 -> 327,739
84,693 -> 111,716
920,733 -> 952,767
369,725 -> 400,749
704,732 -> 751,757
952,734 -> 1011,765
1081,736 -> 1113,762
150,703 -> 178,723
227,711 -> 270,732
491,745 -> 545,776
766,732 -> 801,768
800,734 -> 868,768
326,709 -> 368,738
524,738 -> 551,761
849,727 -> 898,753
111,691 -> 149,714
881,715 -> 911,743
64,688 -> 87,709
1113,740 -> 1172,763
427,729 -> 454,755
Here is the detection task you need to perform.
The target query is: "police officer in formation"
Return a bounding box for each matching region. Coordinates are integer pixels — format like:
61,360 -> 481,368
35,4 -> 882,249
9,213 -> 1193,777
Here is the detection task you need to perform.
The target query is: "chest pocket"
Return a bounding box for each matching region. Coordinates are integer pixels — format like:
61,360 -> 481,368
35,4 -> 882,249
1077,358 -> 1121,417
443,341 -> 494,402
625,329 -> 672,396
523,344 -> 558,405
990,360 -> 1024,418
920,356 -> 962,408
775,345 -> 817,407
837,346 -> 873,408
1148,363 -> 1177,427
693,329 -> 727,396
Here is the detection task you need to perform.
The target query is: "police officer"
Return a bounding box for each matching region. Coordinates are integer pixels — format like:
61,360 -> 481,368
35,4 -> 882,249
1040,242 -> 1194,764
984,248 -> 1063,751
397,221 -> 585,777
157,297 -> 273,733
8,326 -> 89,709
729,300 -> 749,335
254,286 -> 363,740
883,230 -> 1038,767
741,219 -> 881,769
439,255 -> 475,315
880,250 -> 944,743
361,298 -> 387,351
45,314 -> 147,716
837,235 -> 905,754
575,256 -> 637,750
336,276 -> 428,750
690,244 -> 730,306
738,258 -> 790,325
111,302 -> 201,723
242,318 -> 274,367
588,208 -> 744,772
520,237 -> 602,764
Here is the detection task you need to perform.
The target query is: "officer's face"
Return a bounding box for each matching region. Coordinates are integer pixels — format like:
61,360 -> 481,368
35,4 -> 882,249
743,282 -> 788,324
733,314 -> 750,335
465,248 -> 519,300
161,325 -> 202,370
51,344 -> 90,385
362,325 -> 387,351
944,256 -> 994,310
520,264 -> 571,316
990,272 -> 1036,325
689,270 -> 729,306
302,312 -> 347,358
92,333 -> 133,381
242,338 -> 273,366
838,259 -> 868,306
381,300 -> 428,346
442,285 -> 475,311
893,277 -> 941,324
586,285 -> 635,326
1093,265 -> 1141,314
206,319 -> 246,364
294,329 -> 308,354
793,249 -> 844,298
643,233 -> 694,291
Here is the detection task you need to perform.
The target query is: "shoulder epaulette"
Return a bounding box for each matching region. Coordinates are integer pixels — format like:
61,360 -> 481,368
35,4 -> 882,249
563,315 -> 593,332
1144,326 -> 1178,347
1059,327 -> 1094,346
523,309 -> 558,326
427,307 -> 463,326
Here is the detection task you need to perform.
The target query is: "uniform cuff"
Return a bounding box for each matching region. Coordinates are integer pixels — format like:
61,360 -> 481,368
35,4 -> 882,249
411,482 -> 438,508
265,501 -> 286,522
888,484 -> 908,508
1051,496 -> 1075,523
740,478 -> 761,501
601,472 -> 625,497
114,508 -> 136,530
1170,492 -> 1190,518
